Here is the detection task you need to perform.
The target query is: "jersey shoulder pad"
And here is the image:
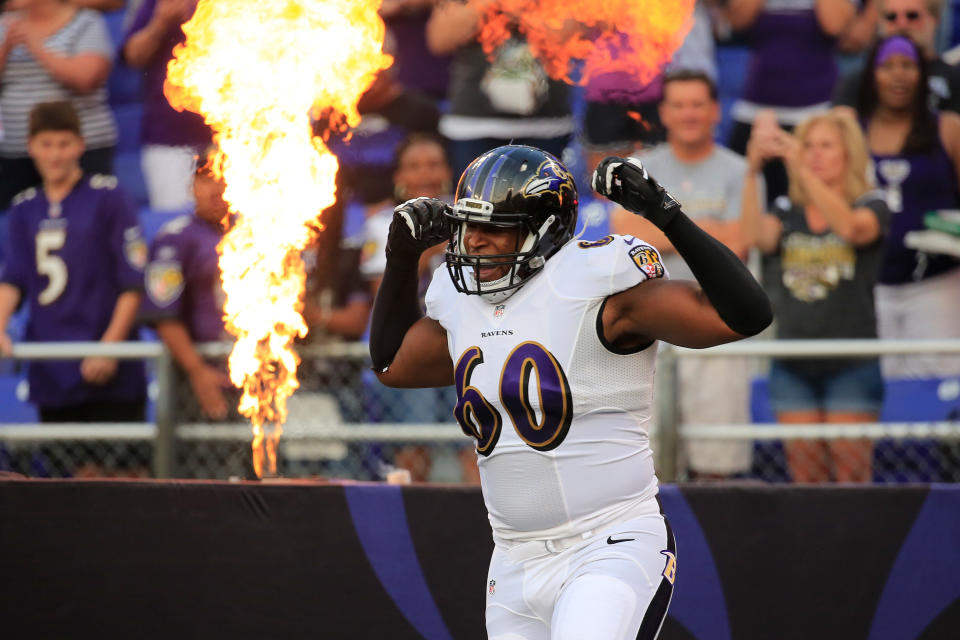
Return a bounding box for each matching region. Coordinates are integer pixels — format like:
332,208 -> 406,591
548,234 -> 667,299
88,174 -> 119,190
11,187 -> 38,207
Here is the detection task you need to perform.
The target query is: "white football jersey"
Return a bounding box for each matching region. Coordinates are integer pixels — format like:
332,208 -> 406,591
425,234 -> 669,542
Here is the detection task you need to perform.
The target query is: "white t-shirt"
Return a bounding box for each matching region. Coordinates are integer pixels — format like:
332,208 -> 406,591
0,10 -> 117,155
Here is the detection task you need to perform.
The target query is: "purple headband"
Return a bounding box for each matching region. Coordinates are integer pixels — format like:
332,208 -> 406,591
876,36 -> 919,67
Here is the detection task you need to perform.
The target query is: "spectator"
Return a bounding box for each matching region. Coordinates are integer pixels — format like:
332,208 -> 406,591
379,0 -> 450,103
835,0 -> 960,117
740,109 -> 890,483
426,0 -> 574,179
0,0 -> 118,210
139,155 -> 234,423
138,151 -> 254,479
581,0 -> 718,176
0,101 -> 147,476
357,132 -> 473,483
121,0 -> 212,212
724,0 -> 859,205
360,133 -> 454,299
610,69 -> 760,480
855,34 -> 960,377
836,0 -> 882,57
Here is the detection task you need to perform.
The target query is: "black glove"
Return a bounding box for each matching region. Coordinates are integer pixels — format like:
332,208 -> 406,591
386,197 -> 453,261
592,156 -> 682,230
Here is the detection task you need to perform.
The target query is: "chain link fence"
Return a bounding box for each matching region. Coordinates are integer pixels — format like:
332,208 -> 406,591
0,341 -> 477,483
660,340 -> 960,483
1,339 -> 959,483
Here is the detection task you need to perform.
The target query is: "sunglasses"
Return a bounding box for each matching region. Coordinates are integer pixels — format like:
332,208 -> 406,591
883,10 -> 922,22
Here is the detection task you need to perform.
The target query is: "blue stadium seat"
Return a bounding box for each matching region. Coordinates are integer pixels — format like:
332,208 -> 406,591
102,7 -> 148,206
715,44 -> 750,145
116,150 -> 149,208
113,102 -> 143,154
343,199 -> 367,242
102,9 -> 127,54
103,8 -> 144,105
108,65 -> 143,109
0,374 -> 37,422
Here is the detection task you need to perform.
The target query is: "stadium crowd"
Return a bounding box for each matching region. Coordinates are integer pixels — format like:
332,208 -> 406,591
2,0 -> 960,483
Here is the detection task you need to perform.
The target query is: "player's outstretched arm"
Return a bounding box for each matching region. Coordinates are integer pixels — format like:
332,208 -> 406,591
593,157 -> 772,348
369,197 -> 455,388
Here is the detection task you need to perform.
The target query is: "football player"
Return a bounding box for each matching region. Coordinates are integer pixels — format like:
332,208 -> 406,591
0,101 -> 147,474
369,145 -> 771,639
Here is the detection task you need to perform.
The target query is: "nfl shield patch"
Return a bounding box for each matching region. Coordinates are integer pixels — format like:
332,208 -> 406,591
488,579 -> 496,595
494,304 -> 505,318
146,261 -> 185,307
629,244 -> 665,280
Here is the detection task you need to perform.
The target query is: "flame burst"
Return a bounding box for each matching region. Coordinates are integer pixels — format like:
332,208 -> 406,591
479,0 -> 694,86
165,0 -> 391,477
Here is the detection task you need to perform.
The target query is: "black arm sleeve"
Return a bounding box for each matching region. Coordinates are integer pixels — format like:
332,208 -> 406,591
661,211 -> 773,337
368,254 -> 423,372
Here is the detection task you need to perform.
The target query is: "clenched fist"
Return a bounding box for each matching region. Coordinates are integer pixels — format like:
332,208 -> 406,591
592,157 -> 681,230
387,197 -> 453,260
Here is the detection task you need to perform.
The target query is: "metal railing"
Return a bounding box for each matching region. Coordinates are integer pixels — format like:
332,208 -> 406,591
654,339 -> 960,481
2,341 -> 464,479
3,338 -> 960,481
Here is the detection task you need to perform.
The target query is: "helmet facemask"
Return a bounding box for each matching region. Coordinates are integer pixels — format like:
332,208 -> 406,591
445,197 -> 555,303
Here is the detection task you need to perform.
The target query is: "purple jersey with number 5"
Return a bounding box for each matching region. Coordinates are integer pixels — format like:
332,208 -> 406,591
139,214 -> 227,342
0,176 -> 147,408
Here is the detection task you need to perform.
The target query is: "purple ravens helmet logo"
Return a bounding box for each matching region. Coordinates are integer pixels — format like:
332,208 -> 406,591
522,161 -> 575,199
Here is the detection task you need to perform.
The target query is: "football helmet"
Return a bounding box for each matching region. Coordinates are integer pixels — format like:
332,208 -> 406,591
444,145 -> 578,302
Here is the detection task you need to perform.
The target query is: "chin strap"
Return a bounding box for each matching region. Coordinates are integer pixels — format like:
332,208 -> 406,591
479,277 -> 522,303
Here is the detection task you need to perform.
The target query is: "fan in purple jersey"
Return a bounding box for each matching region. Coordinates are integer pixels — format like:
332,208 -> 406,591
0,102 -> 147,475
139,152 -> 239,424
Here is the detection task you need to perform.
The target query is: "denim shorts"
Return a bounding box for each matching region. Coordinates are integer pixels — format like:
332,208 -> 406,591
767,360 -> 885,414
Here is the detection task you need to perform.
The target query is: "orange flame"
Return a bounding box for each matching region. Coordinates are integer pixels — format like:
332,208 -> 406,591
165,0 -> 392,477
478,0 -> 694,86
625,110 -> 652,131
